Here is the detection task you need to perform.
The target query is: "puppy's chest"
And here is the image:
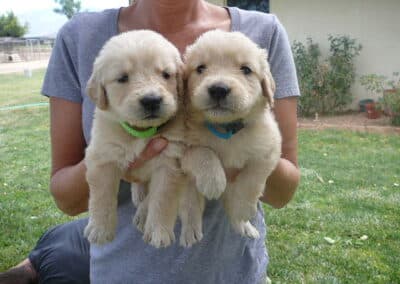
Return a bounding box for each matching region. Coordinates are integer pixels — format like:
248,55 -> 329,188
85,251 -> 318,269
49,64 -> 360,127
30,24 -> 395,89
190,131 -> 258,169
122,139 -> 148,168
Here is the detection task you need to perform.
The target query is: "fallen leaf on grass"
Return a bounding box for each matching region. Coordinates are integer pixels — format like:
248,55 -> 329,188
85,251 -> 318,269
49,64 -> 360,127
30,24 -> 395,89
316,174 -> 325,183
324,237 -> 335,244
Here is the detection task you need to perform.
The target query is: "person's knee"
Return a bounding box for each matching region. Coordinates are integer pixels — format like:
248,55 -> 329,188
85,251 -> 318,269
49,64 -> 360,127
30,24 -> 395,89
34,245 -> 89,284
29,219 -> 90,284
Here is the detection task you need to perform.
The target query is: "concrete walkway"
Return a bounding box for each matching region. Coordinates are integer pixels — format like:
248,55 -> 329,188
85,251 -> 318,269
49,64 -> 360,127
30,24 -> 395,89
0,59 -> 49,74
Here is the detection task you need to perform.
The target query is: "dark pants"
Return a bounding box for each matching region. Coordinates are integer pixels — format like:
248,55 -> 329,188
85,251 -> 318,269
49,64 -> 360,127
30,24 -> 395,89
28,219 -> 90,284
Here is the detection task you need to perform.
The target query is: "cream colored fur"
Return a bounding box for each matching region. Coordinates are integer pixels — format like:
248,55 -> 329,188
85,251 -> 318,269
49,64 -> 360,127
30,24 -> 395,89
84,30 -> 186,248
182,30 -> 282,240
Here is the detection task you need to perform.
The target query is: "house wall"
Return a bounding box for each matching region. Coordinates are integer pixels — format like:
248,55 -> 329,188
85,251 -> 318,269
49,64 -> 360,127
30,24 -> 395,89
270,0 -> 400,106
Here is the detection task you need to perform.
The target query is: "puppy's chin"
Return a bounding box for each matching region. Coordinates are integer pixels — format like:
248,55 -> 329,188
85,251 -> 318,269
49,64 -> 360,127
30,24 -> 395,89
126,113 -> 175,129
203,108 -> 245,124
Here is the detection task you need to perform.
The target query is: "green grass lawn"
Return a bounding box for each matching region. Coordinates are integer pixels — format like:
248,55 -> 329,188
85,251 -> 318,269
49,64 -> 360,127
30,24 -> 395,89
266,130 -> 400,283
0,69 -> 48,107
0,71 -> 399,282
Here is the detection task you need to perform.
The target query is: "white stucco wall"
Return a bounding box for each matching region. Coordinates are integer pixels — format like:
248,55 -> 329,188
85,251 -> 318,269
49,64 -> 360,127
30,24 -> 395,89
271,0 -> 400,106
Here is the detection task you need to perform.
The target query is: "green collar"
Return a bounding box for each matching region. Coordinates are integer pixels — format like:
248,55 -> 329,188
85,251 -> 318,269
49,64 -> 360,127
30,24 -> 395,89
120,121 -> 158,138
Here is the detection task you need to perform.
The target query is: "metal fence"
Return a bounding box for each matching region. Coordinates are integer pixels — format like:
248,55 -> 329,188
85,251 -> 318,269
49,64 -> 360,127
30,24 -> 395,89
0,38 -> 54,63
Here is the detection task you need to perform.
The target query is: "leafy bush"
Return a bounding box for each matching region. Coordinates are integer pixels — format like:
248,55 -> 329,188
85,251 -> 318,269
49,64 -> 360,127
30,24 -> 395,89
292,38 -> 329,116
360,72 -> 400,93
293,36 -> 362,116
383,90 -> 400,125
360,72 -> 400,125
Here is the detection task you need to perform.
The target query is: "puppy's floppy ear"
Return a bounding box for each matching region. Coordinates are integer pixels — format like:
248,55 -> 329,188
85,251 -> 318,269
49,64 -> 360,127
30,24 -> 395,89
179,63 -> 190,108
259,49 -> 275,108
86,72 -> 108,110
176,64 -> 185,98
261,67 -> 276,108
261,71 -> 276,107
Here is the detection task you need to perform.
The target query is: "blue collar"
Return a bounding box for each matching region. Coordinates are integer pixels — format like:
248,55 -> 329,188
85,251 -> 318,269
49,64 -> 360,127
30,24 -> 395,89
205,120 -> 245,140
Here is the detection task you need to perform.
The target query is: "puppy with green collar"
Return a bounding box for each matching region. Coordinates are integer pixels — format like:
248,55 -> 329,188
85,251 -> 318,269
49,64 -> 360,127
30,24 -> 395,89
84,30 -> 185,248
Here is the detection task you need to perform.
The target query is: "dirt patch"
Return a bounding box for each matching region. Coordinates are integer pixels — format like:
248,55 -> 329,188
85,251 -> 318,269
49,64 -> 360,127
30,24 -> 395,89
298,112 -> 400,135
0,59 -> 49,74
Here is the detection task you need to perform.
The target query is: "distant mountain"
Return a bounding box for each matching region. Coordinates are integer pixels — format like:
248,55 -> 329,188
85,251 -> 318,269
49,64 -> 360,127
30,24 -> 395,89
17,9 -> 67,37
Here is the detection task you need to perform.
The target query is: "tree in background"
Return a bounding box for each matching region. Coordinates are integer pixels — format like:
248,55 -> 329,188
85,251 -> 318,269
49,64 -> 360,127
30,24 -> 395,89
227,0 -> 269,13
54,0 -> 82,19
0,11 -> 29,37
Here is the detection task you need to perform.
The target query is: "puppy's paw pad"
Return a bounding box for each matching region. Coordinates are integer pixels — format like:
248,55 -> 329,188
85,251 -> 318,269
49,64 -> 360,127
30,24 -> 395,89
84,222 -> 115,245
143,227 -> 175,248
179,226 -> 203,247
233,221 -> 260,239
196,171 -> 226,200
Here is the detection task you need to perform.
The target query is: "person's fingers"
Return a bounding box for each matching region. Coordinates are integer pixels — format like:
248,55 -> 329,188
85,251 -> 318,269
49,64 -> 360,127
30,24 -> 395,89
128,138 -> 168,170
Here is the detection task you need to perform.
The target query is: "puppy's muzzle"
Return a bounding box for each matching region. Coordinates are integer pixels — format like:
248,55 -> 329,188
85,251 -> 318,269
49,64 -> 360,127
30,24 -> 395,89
208,82 -> 231,102
140,93 -> 163,115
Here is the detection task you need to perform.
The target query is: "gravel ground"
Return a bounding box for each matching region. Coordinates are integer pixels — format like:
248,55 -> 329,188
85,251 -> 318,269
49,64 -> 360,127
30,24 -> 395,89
298,112 -> 399,134
0,59 -> 49,74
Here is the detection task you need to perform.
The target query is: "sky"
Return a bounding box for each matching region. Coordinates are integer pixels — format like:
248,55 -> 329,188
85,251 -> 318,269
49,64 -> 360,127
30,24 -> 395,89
0,0 -> 129,37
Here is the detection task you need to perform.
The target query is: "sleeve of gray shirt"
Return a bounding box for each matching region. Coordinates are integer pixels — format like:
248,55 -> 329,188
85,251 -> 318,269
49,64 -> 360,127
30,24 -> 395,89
267,15 -> 301,99
41,21 -> 82,103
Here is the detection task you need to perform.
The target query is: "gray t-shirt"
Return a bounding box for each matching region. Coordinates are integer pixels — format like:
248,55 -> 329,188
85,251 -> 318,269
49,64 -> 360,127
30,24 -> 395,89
42,7 -> 299,284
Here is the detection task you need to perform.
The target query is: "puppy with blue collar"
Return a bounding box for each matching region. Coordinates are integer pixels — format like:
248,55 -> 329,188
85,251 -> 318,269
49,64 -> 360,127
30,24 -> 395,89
181,30 -> 282,240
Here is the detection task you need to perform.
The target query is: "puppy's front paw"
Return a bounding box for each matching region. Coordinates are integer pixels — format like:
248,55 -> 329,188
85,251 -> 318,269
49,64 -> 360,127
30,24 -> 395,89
143,226 -> 175,248
131,186 -> 147,208
227,198 -> 257,222
232,221 -> 260,239
84,221 -> 116,245
132,204 -> 147,233
196,168 -> 226,200
180,224 -> 203,248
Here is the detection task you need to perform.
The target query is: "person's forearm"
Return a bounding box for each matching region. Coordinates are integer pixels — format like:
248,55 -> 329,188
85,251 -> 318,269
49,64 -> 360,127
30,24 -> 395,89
50,160 -> 89,216
260,158 -> 300,208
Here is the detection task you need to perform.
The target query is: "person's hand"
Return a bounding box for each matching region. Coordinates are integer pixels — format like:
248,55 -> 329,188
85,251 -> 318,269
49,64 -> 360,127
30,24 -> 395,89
122,138 -> 168,183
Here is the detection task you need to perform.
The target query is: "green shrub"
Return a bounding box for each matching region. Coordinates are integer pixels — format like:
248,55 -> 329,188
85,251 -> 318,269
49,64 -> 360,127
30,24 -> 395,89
360,72 -> 400,125
293,36 -> 362,116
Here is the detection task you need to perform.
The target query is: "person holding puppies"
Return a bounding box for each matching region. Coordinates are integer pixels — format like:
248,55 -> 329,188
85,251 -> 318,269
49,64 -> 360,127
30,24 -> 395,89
0,1 -> 300,283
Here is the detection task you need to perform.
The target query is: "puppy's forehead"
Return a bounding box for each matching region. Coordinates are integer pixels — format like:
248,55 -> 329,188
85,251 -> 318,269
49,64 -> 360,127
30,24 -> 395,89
186,30 -> 265,69
95,30 -> 181,78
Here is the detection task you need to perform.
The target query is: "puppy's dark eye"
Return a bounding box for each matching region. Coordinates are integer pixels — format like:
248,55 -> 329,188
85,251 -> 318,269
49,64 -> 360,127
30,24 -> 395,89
162,71 -> 171,80
196,64 -> 206,74
240,66 -> 252,75
117,74 -> 129,83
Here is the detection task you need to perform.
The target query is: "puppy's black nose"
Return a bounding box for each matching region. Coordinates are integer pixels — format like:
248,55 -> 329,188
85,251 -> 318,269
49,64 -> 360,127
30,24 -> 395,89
208,83 -> 231,101
140,94 -> 163,112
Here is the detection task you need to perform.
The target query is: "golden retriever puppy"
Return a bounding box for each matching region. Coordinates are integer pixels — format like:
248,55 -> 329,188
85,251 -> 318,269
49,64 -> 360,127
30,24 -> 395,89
182,30 -> 282,239
84,30 -> 185,248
